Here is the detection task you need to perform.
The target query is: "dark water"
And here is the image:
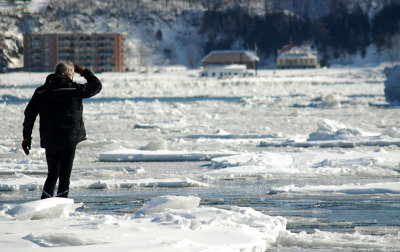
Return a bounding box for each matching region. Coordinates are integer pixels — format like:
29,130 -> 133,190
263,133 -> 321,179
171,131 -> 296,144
69,189 -> 400,234
1,161 -> 399,235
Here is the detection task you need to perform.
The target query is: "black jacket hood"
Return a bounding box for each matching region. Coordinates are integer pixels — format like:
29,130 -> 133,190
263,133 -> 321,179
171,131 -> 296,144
43,73 -> 73,90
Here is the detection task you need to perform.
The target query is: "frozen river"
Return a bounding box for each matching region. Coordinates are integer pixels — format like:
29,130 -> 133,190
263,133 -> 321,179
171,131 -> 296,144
1,66 -> 400,251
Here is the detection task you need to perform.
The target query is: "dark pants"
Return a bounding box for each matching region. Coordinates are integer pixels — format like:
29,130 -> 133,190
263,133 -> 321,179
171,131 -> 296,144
41,146 -> 76,199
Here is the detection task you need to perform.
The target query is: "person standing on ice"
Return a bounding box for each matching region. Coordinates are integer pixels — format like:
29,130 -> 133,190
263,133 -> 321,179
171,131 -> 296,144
22,62 -> 102,199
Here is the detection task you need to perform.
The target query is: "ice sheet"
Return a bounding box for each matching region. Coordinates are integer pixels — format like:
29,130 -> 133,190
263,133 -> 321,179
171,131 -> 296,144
99,149 -> 237,161
1,66 -> 400,250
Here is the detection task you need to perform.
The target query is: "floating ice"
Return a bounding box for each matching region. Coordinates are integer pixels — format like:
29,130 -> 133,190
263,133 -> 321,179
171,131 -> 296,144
272,182 -> 400,195
99,149 -> 236,162
260,119 -> 400,148
278,229 -> 400,250
0,175 -> 209,192
317,94 -> 342,108
308,119 -> 362,141
183,133 -> 280,139
6,198 -> 83,220
139,139 -> 168,150
211,153 -> 293,169
0,196 -> 290,251
135,195 -> 201,215
24,233 -> 105,247
0,173 -> 42,191
208,150 -> 400,178
380,127 -> 400,138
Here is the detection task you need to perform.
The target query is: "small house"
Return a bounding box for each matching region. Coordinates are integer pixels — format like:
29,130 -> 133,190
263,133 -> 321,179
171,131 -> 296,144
200,50 -> 259,77
202,50 -> 259,69
277,44 -> 318,69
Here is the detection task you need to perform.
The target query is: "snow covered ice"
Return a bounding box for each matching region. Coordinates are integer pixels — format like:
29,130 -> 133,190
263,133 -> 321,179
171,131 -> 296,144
1,65 -> 400,251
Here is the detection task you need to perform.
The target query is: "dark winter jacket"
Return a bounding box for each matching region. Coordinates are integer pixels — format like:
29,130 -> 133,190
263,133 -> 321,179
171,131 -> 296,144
23,69 -> 102,149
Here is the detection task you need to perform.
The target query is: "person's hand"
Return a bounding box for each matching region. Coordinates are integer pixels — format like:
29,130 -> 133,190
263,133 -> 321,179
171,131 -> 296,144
22,138 -> 31,155
74,65 -> 85,75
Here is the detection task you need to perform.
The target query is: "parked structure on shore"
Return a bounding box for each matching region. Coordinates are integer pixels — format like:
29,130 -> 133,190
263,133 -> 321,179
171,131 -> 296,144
277,44 -> 318,69
23,33 -> 125,72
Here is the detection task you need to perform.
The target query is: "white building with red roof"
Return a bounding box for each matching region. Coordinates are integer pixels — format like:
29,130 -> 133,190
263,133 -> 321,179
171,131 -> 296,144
277,44 -> 318,69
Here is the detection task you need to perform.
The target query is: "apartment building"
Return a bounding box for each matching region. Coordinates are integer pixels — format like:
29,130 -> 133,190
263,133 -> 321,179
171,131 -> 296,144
23,33 -> 125,72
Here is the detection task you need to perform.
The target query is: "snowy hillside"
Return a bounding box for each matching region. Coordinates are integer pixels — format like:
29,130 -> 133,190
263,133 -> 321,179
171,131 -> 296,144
0,0 -> 399,70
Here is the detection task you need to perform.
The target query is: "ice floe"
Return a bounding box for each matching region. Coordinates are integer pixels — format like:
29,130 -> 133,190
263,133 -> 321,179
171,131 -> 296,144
260,119 -> 400,148
5,197 -> 82,220
0,175 -> 209,192
99,149 -> 237,162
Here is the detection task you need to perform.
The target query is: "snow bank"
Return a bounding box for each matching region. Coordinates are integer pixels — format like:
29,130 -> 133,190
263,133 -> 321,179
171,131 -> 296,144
0,195 -> 288,251
99,149 -> 236,162
135,195 -> 201,215
1,196 -> 399,251
384,65 -> 400,103
6,198 -> 83,220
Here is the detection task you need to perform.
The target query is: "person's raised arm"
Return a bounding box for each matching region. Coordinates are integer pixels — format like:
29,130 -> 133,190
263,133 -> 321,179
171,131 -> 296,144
74,64 -> 102,98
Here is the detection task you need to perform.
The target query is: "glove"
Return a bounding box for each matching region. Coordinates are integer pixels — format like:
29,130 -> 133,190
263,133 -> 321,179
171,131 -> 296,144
74,65 -> 85,75
22,138 -> 31,155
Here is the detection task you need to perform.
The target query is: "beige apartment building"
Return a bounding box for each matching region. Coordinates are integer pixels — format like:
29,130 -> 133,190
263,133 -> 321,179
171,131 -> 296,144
23,33 -> 125,72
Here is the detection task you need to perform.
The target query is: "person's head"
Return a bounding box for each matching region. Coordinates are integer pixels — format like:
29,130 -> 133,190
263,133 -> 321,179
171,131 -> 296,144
55,62 -> 74,80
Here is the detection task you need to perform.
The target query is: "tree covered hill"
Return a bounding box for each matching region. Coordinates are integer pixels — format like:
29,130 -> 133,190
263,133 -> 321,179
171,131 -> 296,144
0,0 -> 399,70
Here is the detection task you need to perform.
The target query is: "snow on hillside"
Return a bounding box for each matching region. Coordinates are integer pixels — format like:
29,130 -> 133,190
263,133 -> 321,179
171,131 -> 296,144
0,0 -> 399,69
